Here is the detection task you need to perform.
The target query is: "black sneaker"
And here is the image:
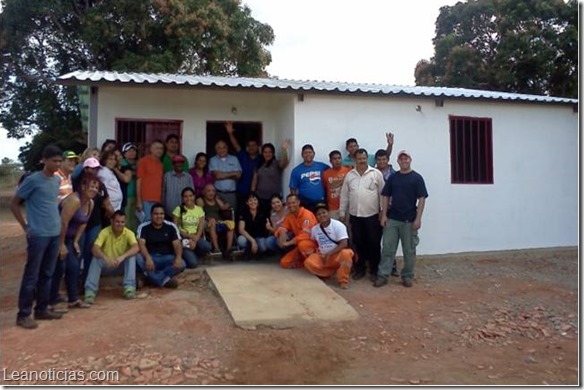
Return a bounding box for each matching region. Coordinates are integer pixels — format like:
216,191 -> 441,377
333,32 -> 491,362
373,277 -> 388,288
34,310 -> 63,320
352,270 -> 366,280
16,317 -> 38,329
391,268 -> 400,277
402,278 -> 413,288
369,273 -> 378,282
164,278 -> 179,289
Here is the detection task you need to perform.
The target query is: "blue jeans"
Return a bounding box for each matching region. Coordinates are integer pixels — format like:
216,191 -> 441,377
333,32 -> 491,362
266,232 -> 293,253
84,255 -> 137,296
182,239 -> 212,268
136,253 -> 185,287
236,236 -> 268,254
142,201 -> 156,223
81,224 -> 100,285
17,235 -> 60,319
50,238 -> 82,304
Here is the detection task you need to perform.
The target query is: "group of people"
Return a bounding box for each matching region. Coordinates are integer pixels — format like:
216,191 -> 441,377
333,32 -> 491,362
10,123 -> 428,330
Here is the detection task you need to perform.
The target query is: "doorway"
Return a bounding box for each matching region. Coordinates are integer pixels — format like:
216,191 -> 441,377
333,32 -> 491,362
206,121 -> 262,157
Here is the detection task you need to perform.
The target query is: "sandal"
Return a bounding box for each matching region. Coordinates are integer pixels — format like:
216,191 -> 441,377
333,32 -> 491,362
68,299 -> 91,309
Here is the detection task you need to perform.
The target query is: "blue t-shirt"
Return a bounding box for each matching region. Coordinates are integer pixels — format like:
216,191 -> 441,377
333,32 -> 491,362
16,171 -> 61,237
208,154 -> 242,192
289,161 -> 330,202
235,150 -> 260,194
381,170 -> 428,222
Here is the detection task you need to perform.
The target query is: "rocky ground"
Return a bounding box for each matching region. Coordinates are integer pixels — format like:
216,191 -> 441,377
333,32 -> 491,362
0,210 -> 579,385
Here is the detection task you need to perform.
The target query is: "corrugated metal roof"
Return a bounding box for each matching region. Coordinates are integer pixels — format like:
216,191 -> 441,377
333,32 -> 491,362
58,70 -> 578,104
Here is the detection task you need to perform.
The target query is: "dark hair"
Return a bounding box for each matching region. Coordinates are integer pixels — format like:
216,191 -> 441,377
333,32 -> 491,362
151,202 -> 165,215
270,193 -> 283,203
374,149 -> 388,159
100,150 -> 117,166
194,152 -> 209,172
80,172 -> 101,189
259,143 -> 276,168
165,134 -> 179,143
301,144 -> 314,153
286,193 -> 299,201
355,148 -> 368,157
42,144 -> 63,159
151,139 -> 164,146
179,187 -> 196,227
314,202 -> 328,212
245,192 -> 259,202
112,210 -> 126,219
100,139 -> 117,153
345,138 -> 358,147
328,150 -> 342,159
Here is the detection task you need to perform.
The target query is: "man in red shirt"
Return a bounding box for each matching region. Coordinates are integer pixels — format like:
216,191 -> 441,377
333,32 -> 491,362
322,150 -> 351,220
136,140 -> 164,222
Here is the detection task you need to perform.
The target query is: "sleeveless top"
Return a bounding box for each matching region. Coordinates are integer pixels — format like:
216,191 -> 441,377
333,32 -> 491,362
202,199 -> 222,220
60,193 -> 93,239
256,160 -> 282,200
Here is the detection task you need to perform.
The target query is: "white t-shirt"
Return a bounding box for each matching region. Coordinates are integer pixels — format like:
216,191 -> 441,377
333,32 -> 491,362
310,219 -> 348,255
97,167 -> 123,211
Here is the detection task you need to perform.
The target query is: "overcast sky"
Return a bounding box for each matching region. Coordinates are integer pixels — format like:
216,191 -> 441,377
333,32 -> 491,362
244,0 -> 460,85
1,0 -> 459,161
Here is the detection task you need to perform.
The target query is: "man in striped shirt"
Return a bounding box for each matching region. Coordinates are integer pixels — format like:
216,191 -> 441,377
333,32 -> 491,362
162,155 -> 194,218
55,150 -> 79,203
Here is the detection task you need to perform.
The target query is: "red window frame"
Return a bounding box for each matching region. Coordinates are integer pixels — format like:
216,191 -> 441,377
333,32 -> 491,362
449,116 -> 493,184
115,118 -> 183,157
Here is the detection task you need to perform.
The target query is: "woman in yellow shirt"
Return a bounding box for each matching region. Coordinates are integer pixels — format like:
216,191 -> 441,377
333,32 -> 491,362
172,187 -> 212,268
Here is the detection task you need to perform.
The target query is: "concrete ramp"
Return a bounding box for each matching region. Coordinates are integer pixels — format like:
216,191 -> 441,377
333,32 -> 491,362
206,263 -> 359,329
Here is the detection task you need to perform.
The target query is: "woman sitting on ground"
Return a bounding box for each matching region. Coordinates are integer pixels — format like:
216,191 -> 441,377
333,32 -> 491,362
236,192 -> 270,259
173,187 -> 212,268
265,193 -> 290,253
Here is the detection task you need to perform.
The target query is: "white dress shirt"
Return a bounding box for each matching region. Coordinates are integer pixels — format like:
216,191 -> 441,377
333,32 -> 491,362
339,166 -> 384,218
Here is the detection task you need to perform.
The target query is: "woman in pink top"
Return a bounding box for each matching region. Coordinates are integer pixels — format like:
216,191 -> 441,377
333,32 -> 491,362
189,152 -> 215,199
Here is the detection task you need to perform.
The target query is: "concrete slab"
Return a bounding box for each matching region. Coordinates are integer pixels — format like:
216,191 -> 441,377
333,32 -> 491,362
206,263 -> 359,329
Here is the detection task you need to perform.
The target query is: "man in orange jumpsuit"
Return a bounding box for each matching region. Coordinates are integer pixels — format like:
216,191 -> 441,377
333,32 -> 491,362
304,203 -> 354,289
275,194 -> 318,269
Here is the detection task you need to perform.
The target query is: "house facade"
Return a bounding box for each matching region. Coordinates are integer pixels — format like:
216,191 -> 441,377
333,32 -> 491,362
59,71 -> 579,256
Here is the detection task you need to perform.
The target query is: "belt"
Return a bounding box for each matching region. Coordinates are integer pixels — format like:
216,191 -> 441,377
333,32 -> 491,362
217,190 -> 236,194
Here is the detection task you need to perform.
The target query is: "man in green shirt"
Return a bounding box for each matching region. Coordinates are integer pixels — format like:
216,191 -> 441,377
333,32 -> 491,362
162,134 -> 189,173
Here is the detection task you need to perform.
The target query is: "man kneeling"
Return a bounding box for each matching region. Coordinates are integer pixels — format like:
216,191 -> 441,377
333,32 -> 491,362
304,203 -> 354,289
84,211 -> 139,303
136,203 -> 186,288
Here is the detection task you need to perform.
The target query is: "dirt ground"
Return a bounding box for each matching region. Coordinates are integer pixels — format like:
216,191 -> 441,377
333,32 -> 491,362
0,208 -> 579,385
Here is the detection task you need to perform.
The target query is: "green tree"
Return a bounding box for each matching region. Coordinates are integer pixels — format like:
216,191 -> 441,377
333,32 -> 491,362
1,0 -> 274,170
414,0 -> 577,97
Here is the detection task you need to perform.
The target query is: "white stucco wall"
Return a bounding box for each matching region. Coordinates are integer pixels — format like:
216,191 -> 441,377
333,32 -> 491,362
93,86 -> 578,255
293,94 -> 578,255
95,86 -> 295,165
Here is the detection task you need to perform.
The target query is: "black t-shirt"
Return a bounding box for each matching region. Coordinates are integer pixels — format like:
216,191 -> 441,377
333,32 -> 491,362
138,221 -> 180,255
381,170 -> 428,222
238,208 -> 269,238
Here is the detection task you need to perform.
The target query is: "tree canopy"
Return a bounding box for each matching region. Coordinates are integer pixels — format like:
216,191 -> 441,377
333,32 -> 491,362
0,0 -> 274,169
414,0 -> 577,98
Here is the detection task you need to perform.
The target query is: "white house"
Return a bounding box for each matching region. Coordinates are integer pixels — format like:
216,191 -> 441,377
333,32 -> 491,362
58,71 -> 579,255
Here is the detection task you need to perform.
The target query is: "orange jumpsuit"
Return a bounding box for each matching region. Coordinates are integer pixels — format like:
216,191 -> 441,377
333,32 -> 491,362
275,207 -> 318,269
304,248 -> 354,286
